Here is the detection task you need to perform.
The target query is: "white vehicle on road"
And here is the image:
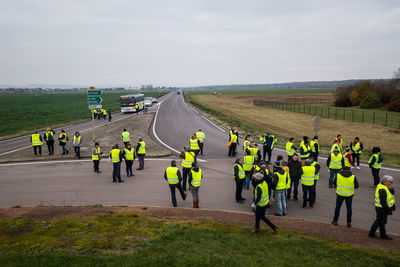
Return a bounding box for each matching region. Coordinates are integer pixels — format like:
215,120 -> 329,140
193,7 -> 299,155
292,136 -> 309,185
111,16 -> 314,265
144,97 -> 153,107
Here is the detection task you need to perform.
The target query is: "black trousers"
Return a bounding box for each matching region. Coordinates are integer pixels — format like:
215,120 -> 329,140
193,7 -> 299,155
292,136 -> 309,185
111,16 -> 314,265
310,152 -> 318,162
312,180 -> 318,204
46,141 -> 54,155
255,205 -> 276,230
235,179 -> 244,201
263,147 -> 272,162
93,160 -> 100,172
371,168 -> 380,186
169,183 -> 186,207
125,160 -> 133,176
137,154 -> 145,169
74,146 -> 80,158
182,167 -> 191,190
333,195 -> 353,224
33,146 -> 41,155
199,143 -> 204,155
351,153 -> 360,166
369,212 -> 389,237
123,142 -> 129,148
302,184 -> 314,207
287,179 -> 299,199
228,143 -> 237,157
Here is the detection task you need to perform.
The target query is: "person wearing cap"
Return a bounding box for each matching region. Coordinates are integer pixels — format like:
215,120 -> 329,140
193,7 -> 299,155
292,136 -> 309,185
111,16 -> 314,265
310,136 -> 320,162
196,129 -> 206,155
343,146 -> 355,169
287,154 -> 302,201
136,137 -> 146,170
260,132 -> 277,162
330,139 -> 341,153
180,147 -> 196,191
72,131 -> 82,159
252,171 -> 277,234
43,128 -> 55,155
30,130 -> 43,156
285,137 -> 297,162
327,148 -> 344,188
164,160 -> 186,207
109,144 -> 123,183
300,159 -> 316,208
331,166 -> 359,227
122,143 -> 135,177
233,158 -> 246,203
228,127 -> 239,157
272,160 -> 290,216
350,137 -> 363,169
121,129 -> 131,148
188,162 -> 202,208
369,147 -> 383,188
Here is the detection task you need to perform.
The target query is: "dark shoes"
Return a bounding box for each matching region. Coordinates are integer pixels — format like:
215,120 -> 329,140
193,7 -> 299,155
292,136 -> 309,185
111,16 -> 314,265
273,213 -> 282,217
331,221 -> 338,225
347,223 -> 351,228
118,180 -> 124,183
182,193 -> 187,200
381,236 -> 393,240
136,168 -> 144,170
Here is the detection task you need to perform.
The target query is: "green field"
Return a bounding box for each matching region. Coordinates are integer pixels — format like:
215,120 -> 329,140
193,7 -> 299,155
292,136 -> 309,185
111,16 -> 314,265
189,88 -> 334,95
0,91 -> 167,137
0,212 -> 397,266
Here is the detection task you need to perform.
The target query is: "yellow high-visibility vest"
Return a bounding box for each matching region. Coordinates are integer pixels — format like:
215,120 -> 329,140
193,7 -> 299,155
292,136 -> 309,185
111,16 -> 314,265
369,153 -> 382,169
300,144 -> 310,159
59,133 -> 67,143
181,152 -> 195,168
44,131 -> 54,141
111,149 -> 121,163
230,135 -> 238,144
73,136 -> 81,145
233,164 -> 245,179
92,147 -> 100,160
124,148 -> 134,161
275,171 -> 289,190
196,131 -> 206,143
190,139 -> 200,150
344,152 -> 353,167
375,184 -> 395,208
301,166 -> 316,186
311,161 -> 320,180
336,173 -> 355,197
166,166 -> 179,184
255,181 -> 269,207
286,142 -> 295,156
310,140 -> 320,153
31,134 -> 42,146
329,153 -> 343,169
191,169 -> 202,187
351,142 -> 362,154
137,141 -> 146,154
121,132 -> 130,142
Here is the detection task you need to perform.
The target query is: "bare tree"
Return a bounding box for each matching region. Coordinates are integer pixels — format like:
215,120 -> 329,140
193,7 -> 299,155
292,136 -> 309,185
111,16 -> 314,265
393,68 -> 400,89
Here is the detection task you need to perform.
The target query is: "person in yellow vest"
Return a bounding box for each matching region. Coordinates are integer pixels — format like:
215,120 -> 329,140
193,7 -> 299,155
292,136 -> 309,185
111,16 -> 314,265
196,129 -> 206,155
30,130 -> 43,156
121,129 -> 130,148
327,148 -> 344,188
272,161 -> 290,216
102,108 -> 107,120
135,137 -> 146,170
310,156 -> 321,205
92,142 -> 103,173
97,109 -> 102,120
43,128 -> 55,155
260,132 -> 277,162
243,150 -> 255,190
122,143 -> 135,177
285,137 -> 297,161
335,134 -> 343,151
180,147 -> 196,191
310,136 -> 320,162
350,137 -> 363,169
369,175 -> 395,240
243,134 -> 251,153
189,162 -> 202,208
93,109 -> 98,119
233,158 -> 246,203
330,139 -> 341,153
58,130 -> 69,155
109,144 -> 123,183
252,172 -> 277,234
331,166 -> 359,227
246,141 -> 261,162
135,103 -> 139,115
369,147 -> 383,187
299,139 -> 311,165
300,159 -> 316,208
73,131 -> 82,159
343,146 -> 355,170
228,127 -> 239,157
189,134 -> 200,159
164,160 -> 186,207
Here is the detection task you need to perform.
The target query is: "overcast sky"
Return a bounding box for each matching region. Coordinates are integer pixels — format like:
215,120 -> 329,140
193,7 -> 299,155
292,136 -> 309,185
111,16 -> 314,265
0,0 -> 399,87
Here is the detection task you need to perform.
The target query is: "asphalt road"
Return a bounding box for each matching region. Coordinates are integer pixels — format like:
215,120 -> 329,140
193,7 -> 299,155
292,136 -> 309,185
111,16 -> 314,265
0,92 -> 399,235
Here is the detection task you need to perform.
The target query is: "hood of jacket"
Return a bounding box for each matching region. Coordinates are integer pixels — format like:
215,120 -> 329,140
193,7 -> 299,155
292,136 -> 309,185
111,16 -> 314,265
192,167 -> 200,172
339,170 -> 353,177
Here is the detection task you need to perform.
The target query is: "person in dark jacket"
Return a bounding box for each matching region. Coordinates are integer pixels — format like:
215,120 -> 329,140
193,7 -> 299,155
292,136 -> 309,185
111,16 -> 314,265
233,158 -> 246,203
164,160 -> 186,207
188,162 -> 202,208
369,147 -> 383,187
109,144 -> 123,183
369,175 -> 396,240
331,167 -> 359,227
287,154 -> 302,201
107,109 -> 112,122
43,128 -> 55,155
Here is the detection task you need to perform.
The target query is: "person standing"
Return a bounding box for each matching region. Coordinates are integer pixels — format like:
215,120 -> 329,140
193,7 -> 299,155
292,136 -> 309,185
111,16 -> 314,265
180,147 -> 195,191
247,141 -> 262,163
243,150 -> 255,190
260,132 -> 277,162
189,134 -> 201,158
93,109 -> 98,120
330,139 -> 341,153
110,144 -> 123,183
327,149 -> 344,188
73,131 -> 82,159
369,147 -> 383,188
58,130 -> 69,155
43,128 -> 55,155
97,109 -> 101,120
335,134 -> 343,151
300,159 -> 316,208
331,166 -> 359,227
121,129 -> 130,148
343,146 -> 355,169
107,109 -> 112,122
310,136 -> 320,162
272,161 -> 290,216
189,162 -> 202,208
287,154 -> 302,201
123,143 -> 135,177
350,137 -> 363,169
135,103 -> 139,115
243,134 -> 251,154
164,160 -> 186,207
299,140 -> 311,165
310,156 -> 321,204
196,129 -> 206,155
30,130 -> 43,156
136,137 -> 146,170
92,142 -> 103,173
285,137 -> 297,162
228,127 -> 239,157
102,109 -> 107,120
233,158 -> 246,203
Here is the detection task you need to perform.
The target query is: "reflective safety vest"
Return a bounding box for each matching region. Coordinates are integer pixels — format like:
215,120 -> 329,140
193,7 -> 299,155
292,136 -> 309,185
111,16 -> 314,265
255,181 -> 269,207
286,142 -> 295,156
338,139 -> 343,150
137,141 -> 146,154
344,152 -> 352,167
103,109 -> 107,115
166,166 -> 179,184
275,171 -> 289,190
243,140 -> 250,151
329,153 -> 343,170
336,173 -> 355,197
250,147 -> 259,159
196,131 -> 205,143
331,143 -> 341,153
59,133 -> 67,143
191,169 -> 202,187
311,161 -> 320,180
351,141 -> 362,154
300,144 -> 310,159
124,148 -> 134,161
73,136 -> 81,146
375,184 -> 395,208
31,134 -> 42,146
233,164 -> 246,179
230,134 -> 238,144
121,132 -> 130,142
135,104 -> 139,109
243,155 -> 255,171
190,138 -> 200,150
369,153 -> 382,169
181,152 -> 195,168
44,131 -> 54,141
301,166 -> 316,186
93,109 -> 98,114
111,149 -> 121,163
260,135 -> 277,148
310,140 -> 320,153
92,147 -> 101,160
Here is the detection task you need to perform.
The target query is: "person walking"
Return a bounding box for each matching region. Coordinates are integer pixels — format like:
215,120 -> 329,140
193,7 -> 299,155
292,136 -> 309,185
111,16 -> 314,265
260,132 -> 277,162
195,129 -> 206,155
285,137 -> 297,162
272,161 -> 290,216
189,134 -> 201,158
123,143 -> 135,177
310,136 -> 320,162
121,129 -> 130,148
287,154 -> 302,201
136,137 -> 146,170
369,175 -> 395,240
300,159 -> 316,208
310,156 -> 321,204
243,150 -> 255,190
252,173 -> 277,234
343,146 -> 355,169
43,128 -> 55,155
350,137 -> 363,169
233,158 -> 246,203
110,144 -> 123,183
164,160 -> 186,207
107,109 -> 112,122
180,147 -> 195,191
327,148 -> 344,188
92,142 -> 103,173
30,130 -> 43,156
73,131 -> 82,158
331,166 -> 359,227
369,147 -> 383,188
300,139 -> 311,165
189,162 -> 202,208
228,127 -> 239,157
58,130 -> 69,155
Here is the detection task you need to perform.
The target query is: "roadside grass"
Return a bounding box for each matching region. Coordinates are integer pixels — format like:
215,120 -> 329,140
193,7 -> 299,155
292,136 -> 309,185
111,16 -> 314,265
0,91 -> 167,137
0,213 -> 398,266
187,94 -> 400,165
189,88 -> 334,95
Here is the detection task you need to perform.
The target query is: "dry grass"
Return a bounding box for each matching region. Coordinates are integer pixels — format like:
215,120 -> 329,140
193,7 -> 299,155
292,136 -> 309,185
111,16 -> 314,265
192,94 -> 400,156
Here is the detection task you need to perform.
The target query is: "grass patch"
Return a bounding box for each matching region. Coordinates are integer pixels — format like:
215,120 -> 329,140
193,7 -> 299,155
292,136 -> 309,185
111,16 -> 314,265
189,88 -> 334,95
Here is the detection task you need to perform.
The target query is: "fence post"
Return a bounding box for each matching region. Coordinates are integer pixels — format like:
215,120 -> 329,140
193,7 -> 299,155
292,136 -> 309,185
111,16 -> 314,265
352,110 -> 354,122
343,109 -> 345,120
373,112 -> 376,125
362,111 -> 364,123
327,107 -> 330,118
320,106 -> 323,117
335,108 -> 337,120
385,113 -> 388,127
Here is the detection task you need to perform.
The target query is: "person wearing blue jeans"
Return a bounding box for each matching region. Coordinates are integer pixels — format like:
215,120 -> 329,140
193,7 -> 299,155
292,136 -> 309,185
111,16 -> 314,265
272,162 -> 290,216
327,149 -> 344,188
274,189 -> 287,216
243,151 -> 254,190
110,144 -> 123,183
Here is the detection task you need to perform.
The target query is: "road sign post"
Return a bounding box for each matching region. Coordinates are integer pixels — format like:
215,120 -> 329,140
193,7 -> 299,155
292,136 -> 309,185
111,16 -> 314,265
88,87 -> 102,142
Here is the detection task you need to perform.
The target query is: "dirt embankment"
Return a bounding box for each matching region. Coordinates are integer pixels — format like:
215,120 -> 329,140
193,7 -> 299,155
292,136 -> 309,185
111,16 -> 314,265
0,114 -> 171,163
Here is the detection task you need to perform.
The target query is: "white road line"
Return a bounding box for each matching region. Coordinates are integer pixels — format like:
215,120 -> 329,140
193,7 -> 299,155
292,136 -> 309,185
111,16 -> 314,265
189,106 -> 199,114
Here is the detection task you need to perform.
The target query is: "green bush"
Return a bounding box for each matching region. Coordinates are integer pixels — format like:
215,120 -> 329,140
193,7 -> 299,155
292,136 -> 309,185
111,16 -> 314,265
359,91 -> 382,109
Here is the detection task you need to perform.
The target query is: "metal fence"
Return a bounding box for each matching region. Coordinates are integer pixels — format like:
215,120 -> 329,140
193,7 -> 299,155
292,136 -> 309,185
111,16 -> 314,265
254,99 -> 400,129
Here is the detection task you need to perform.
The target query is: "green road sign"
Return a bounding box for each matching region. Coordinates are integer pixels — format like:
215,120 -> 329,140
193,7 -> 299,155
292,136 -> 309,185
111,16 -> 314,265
88,96 -> 103,105
88,90 -> 102,96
